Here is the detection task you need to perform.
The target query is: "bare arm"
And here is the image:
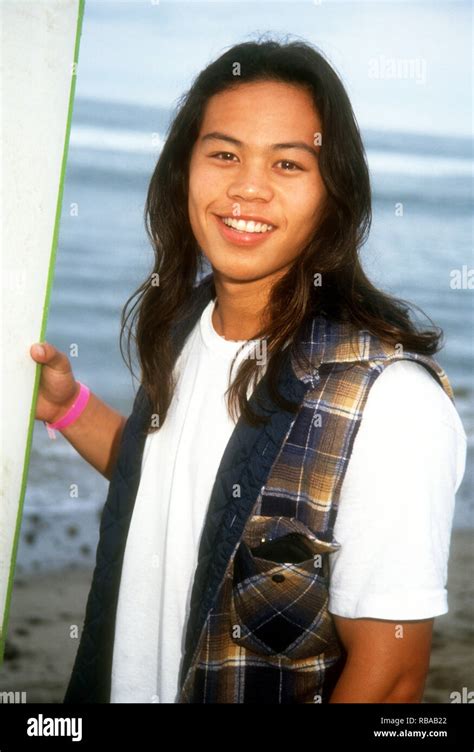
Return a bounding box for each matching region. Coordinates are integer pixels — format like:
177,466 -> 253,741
329,615 -> 434,703
59,390 -> 127,480
30,341 -> 128,480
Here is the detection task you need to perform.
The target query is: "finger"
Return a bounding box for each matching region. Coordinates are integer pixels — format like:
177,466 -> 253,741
30,342 -> 71,373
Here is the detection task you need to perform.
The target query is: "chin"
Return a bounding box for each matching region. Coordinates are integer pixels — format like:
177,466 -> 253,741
209,259 -> 278,284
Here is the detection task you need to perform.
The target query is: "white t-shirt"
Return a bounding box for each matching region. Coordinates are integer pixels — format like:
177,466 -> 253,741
110,299 -> 467,704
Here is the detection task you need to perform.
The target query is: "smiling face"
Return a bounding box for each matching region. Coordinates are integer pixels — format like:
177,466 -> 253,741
188,80 -> 327,284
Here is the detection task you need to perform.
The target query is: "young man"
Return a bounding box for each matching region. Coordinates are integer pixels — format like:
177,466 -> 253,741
32,40 -> 466,703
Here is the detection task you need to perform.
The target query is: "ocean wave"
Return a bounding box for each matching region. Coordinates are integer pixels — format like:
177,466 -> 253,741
70,125 -> 164,154
69,124 -> 473,179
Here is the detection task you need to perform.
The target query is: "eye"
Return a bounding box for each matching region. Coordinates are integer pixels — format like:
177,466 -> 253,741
209,151 -> 238,162
276,160 -> 303,172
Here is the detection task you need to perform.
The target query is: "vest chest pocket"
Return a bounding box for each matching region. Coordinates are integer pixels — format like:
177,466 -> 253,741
229,516 -> 341,661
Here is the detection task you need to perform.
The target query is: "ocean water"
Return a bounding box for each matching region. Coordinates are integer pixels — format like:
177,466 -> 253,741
16,91 -> 473,574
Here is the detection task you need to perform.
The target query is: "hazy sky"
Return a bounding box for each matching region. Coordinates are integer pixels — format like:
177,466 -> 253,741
75,0 -> 472,137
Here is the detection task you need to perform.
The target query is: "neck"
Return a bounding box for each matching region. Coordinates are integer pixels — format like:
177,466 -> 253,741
211,269 -> 286,341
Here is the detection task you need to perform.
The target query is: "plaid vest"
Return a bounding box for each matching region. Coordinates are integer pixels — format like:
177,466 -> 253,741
175,280 -> 454,704
63,274 -> 454,704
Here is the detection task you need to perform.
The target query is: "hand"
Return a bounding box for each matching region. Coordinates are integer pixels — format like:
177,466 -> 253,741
30,342 -> 80,424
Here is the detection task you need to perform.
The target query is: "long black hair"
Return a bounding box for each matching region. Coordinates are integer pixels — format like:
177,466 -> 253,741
120,38 -> 442,431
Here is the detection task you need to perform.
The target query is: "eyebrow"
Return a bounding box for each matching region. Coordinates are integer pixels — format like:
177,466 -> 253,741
201,131 -> 319,160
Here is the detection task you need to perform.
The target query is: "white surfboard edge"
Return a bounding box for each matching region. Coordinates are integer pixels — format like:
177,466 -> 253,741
0,0 -> 85,664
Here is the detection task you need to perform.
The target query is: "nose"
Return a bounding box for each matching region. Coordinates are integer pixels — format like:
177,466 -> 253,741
227,162 -> 274,204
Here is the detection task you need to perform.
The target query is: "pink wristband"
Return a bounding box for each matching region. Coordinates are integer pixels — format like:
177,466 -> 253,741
44,382 -> 90,439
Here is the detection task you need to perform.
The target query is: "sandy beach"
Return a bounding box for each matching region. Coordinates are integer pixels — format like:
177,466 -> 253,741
0,530 -> 472,704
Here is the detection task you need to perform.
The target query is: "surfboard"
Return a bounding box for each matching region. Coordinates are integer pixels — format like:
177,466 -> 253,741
0,0 -> 85,663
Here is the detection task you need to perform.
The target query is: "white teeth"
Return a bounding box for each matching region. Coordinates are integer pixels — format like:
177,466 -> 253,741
221,217 -> 274,233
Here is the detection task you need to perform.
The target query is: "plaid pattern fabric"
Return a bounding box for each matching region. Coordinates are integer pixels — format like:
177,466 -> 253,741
177,316 -> 454,704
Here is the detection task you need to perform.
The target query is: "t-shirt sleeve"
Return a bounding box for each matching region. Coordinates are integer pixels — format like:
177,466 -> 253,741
327,359 -> 467,620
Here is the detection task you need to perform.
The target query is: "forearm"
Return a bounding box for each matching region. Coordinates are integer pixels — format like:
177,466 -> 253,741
58,391 -> 127,480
